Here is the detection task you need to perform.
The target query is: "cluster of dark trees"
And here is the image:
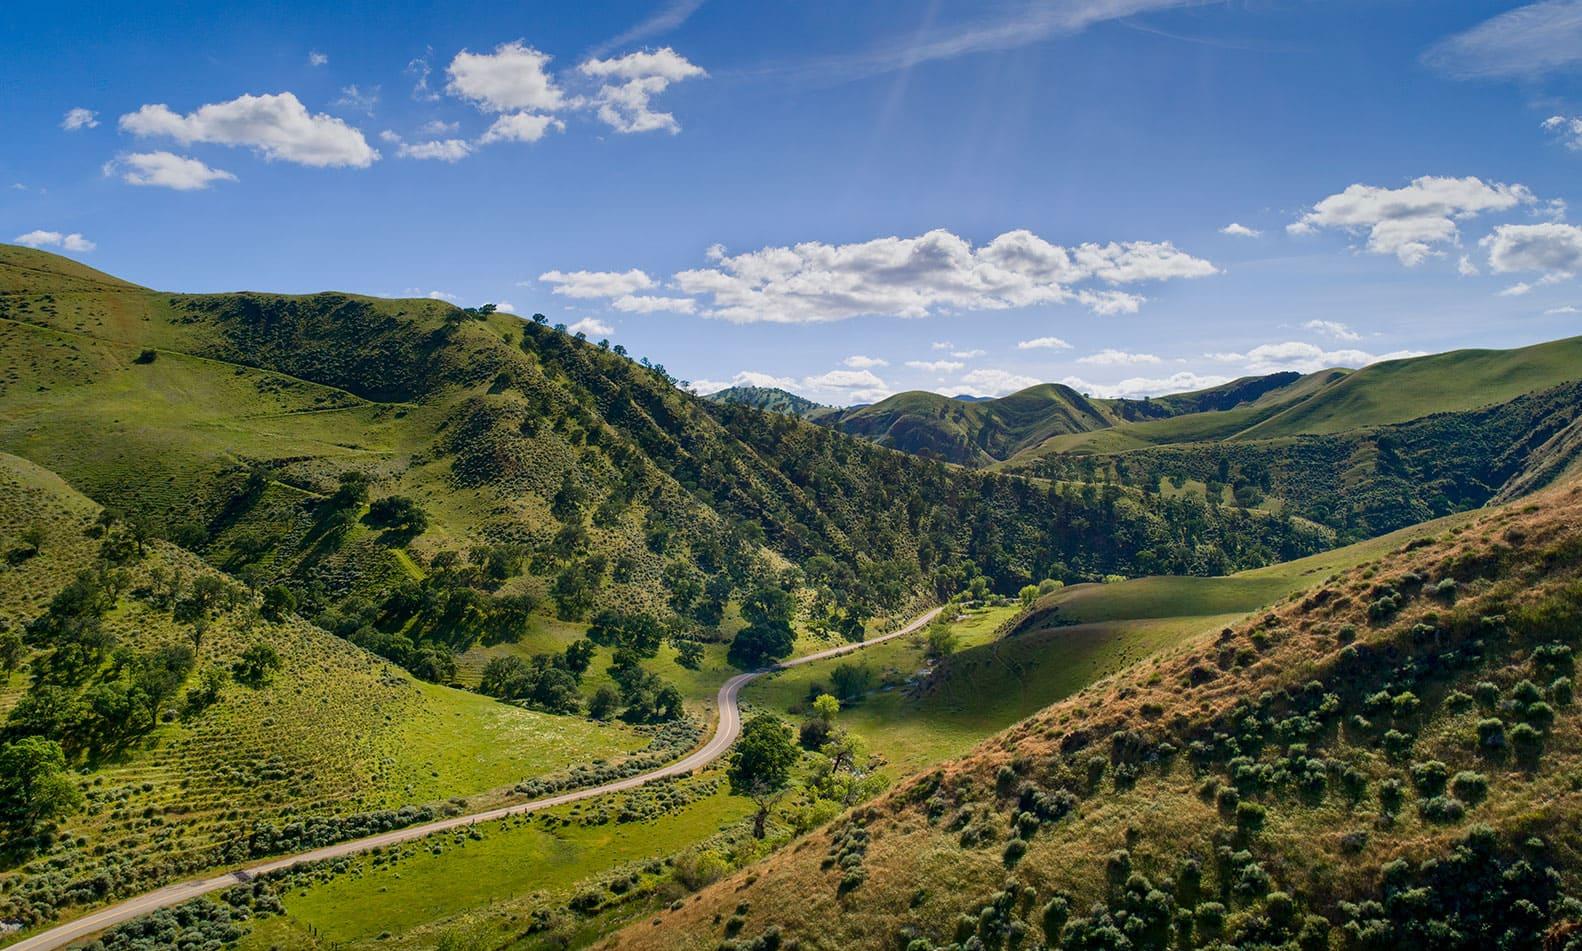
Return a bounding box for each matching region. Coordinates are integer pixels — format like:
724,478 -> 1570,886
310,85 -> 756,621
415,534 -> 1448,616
314,547 -> 540,683
478,640 -> 593,714
5,570 -> 201,760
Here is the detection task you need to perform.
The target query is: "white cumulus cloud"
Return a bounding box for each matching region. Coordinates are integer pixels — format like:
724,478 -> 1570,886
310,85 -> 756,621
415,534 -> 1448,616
1208,341 -> 1425,374
538,268 -> 654,298
1289,175 -> 1534,266
106,151 -> 237,190
397,139 -> 473,162
954,368 -> 1042,397
1017,336 -> 1072,350
1076,349 -> 1161,366
906,359 -> 965,373
13,230 -> 94,252
309,50 -> 329,67
446,41 -> 566,113
1059,372 -> 1233,399
1220,222 -> 1260,238
1482,222 -> 1582,277
843,355 -> 888,368
568,317 -> 614,336
578,47 -> 706,134
611,293 -> 696,313
670,228 -> 1216,324
119,92 -> 379,168
479,112 -> 564,145
1544,115 -> 1582,150
1302,319 -> 1361,341
62,107 -> 98,131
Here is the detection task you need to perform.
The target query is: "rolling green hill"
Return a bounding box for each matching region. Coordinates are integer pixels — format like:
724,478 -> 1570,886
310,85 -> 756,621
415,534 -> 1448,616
0,451 -> 643,935
1021,370 -> 1350,457
819,337 -> 1582,472
1017,379 -> 1582,544
823,372 -> 1352,466
825,384 -> 1122,466
1237,337 -> 1582,439
705,385 -> 831,419
613,470 -> 1582,951
0,245 -> 1332,684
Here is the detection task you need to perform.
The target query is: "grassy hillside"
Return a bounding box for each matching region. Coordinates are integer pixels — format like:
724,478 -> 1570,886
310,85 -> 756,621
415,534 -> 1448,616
826,385 -> 1120,466
1022,371 -> 1349,457
613,474 -> 1582,950
826,373 -> 1354,468
0,452 -> 643,938
706,386 -> 831,419
0,245 -> 1333,684
1239,336 -> 1582,439
1019,379 -> 1582,543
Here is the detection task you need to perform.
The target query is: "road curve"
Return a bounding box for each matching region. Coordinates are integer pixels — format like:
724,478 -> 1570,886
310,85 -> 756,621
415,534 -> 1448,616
8,606 -> 942,951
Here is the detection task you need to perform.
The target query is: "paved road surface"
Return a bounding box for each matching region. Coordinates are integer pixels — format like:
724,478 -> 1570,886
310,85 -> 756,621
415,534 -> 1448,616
8,606 -> 941,951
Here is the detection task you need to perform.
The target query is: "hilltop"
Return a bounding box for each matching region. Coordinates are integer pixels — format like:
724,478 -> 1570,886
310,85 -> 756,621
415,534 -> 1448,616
808,338 -> 1582,479
705,385 -> 833,420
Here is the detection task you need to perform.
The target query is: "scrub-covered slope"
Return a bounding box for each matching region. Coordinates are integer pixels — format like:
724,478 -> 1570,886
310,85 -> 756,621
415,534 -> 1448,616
612,473 -> 1582,950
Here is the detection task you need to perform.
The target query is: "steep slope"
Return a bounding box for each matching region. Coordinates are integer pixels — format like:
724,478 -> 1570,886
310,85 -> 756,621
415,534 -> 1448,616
0,246 -> 1332,671
1018,379 -> 1582,542
0,452 -> 641,935
612,472 -> 1582,951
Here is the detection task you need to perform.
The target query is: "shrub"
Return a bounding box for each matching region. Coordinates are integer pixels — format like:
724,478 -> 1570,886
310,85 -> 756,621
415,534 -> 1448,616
1509,722 -> 1543,763
1235,801 -> 1267,837
1418,795 -> 1465,824
1450,771 -> 1488,806
1378,779 -> 1405,816
1477,718 -> 1506,750
1410,760 -> 1449,797
1551,677 -> 1574,707
1195,902 -> 1227,939
1041,895 -> 1070,940
1003,838 -> 1027,867
1472,681 -> 1500,707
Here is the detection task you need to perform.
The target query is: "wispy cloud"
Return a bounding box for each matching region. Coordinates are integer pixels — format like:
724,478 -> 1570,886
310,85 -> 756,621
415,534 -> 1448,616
1422,0 -> 1582,79
772,0 -> 1205,84
591,0 -> 709,58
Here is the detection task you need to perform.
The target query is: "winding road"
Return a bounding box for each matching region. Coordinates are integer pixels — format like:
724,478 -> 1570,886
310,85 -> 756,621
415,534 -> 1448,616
8,607 -> 941,951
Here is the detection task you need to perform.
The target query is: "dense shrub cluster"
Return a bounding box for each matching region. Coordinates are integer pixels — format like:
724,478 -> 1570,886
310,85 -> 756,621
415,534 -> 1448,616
515,718 -> 702,799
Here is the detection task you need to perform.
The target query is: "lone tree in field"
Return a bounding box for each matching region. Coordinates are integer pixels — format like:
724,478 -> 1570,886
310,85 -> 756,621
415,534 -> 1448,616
728,713 -> 799,838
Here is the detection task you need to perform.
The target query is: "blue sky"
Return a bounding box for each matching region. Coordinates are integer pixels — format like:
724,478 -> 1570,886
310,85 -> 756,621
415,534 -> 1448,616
4,0 -> 1582,403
